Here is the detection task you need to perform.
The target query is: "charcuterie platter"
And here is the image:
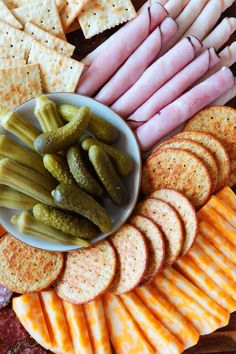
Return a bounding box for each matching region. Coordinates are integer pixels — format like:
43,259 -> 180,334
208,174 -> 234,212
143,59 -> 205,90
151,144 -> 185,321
0,1 -> 235,353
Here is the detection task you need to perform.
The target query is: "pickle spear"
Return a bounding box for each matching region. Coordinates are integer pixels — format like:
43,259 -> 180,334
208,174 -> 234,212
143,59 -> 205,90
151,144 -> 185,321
11,211 -> 90,247
67,145 -> 104,198
0,185 -> 37,210
43,154 -> 74,185
0,111 -> 41,150
0,135 -> 52,179
89,146 -> 127,206
34,106 -> 90,154
0,158 -> 55,206
82,138 -> 134,177
59,104 -> 119,144
34,95 -> 64,132
52,184 -> 112,233
33,204 -> 98,239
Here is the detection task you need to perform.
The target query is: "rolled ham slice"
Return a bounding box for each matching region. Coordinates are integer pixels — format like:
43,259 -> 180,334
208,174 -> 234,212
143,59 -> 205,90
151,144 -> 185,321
136,67 -> 235,151
95,17 -> 178,106
210,82 -> 236,106
160,0 -> 208,54
165,0 -> 190,19
181,0 -> 235,41
203,17 -> 236,51
77,3 -> 168,96
128,48 -> 220,127
111,36 -> 202,118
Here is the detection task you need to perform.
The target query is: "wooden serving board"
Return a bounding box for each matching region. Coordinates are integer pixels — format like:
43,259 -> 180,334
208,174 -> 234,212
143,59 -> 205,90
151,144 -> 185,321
68,1 -> 236,353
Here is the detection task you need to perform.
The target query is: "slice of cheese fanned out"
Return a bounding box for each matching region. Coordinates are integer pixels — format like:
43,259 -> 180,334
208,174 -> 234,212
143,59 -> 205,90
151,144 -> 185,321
187,245 -> 236,303
62,301 -> 93,354
103,293 -> 154,354
12,294 -> 52,351
83,298 -> 112,354
176,255 -> 236,313
207,196 -> 236,230
135,285 -> 199,350
163,267 -> 229,327
153,274 -> 221,335
39,291 -> 74,354
217,186 -> 236,213
120,292 -> 183,354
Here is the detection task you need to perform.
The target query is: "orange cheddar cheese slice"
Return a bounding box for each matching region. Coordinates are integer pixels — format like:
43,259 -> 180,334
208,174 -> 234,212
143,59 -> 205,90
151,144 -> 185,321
199,220 -> 236,265
120,292 -> 183,354
12,294 -> 52,351
188,245 -> 236,303
62,301 -> 93,354
207,196 -> 236,230
176,256 -> 236,313
0,224 -> 6,237
83,298 -> 112,354
103,293 -> 154,354
163,267 -> 229,327
196,234 -> 236,282
135,285 -> 199,350
198,205 -> 236,247
217,186 -> 236,212
153,274 -> 221,335
39,291 -> 74,354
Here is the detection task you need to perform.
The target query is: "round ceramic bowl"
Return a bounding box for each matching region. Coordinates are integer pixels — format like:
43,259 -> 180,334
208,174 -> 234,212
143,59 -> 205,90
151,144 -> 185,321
0,93 -> 142,252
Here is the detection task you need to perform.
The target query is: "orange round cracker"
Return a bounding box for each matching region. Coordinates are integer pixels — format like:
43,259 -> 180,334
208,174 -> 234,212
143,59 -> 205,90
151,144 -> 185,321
175,131 -> 230,191
55,240 -> 117,304
142,148 -> 212,209
184,106 -> 236,160
151,189 -> 198,255
158,138 -> 218,192
136,198 -> 184,266
129,215 -> 165,284
109,224 -> 148,294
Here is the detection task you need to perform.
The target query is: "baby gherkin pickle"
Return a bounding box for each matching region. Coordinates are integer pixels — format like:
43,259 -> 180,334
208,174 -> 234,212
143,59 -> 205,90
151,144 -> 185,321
34,106 -> 90,154
43,154 -> 74,185
52,184 -> 112,233
59,104 -> 119,144
0,185 -> 37,210
82,138 -> 134,177
67,145 -> 104,198
11,211 -> 90,247
0,111 -> 41,150
89,145 -> 128,206
34,95 -> 64,132
33,203 -> 98,239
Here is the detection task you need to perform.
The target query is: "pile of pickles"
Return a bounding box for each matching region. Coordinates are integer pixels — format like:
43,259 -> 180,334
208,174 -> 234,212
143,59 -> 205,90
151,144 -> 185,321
0,95 -> 134,246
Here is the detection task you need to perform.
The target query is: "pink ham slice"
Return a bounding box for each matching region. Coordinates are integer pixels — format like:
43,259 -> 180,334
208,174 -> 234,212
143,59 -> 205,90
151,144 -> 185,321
128,48 -> 220,128
164,0 -> 190,19
111,36 -> 202,118
77,3 -> 168,97
202,17 -> 236,51
210,82 -> 236,106
136,67 -> 235,151
95,17 -> 178,106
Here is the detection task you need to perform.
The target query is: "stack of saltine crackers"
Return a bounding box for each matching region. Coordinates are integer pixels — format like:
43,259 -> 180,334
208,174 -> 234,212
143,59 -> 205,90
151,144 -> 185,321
0,0 -> 136,110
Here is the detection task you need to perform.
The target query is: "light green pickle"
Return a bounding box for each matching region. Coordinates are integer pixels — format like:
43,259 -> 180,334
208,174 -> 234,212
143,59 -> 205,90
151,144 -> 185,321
0,111 -> 41,150
0,185 -> 37,210
11,211 -> 90,247
82,138 -> 134,177
89,146 -> 127,206
34,95 -> 64,132
43,154 -> 74,185
33,203 -> 98,239
67,145 -> 104,198
0,135 -> 52,179
59,104 -> 119,144
34,106 -> 90,154
52,184 -> 112,233
0,158 -> 55,206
